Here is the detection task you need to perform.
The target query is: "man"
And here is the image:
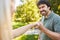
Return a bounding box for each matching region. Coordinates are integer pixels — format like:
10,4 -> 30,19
36,0 -> 60,40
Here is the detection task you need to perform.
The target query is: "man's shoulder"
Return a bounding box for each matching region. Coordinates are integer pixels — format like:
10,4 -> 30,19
53,13 -> 60,19
51,11 -> 60,19
53,13 -> 60,23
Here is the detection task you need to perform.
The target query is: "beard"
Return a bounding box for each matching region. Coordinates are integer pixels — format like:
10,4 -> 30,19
40,10 -> 48,16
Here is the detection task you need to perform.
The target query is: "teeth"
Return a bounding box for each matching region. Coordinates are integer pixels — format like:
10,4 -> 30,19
41,12 -> 45,13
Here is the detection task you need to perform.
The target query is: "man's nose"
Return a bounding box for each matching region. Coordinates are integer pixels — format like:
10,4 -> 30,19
39,8 -> 43,12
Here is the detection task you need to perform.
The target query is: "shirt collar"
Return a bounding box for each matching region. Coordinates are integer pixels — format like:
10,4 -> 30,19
44,11 -> 54,20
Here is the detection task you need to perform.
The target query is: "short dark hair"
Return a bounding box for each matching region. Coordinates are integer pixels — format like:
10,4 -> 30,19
37,0 -> 51,10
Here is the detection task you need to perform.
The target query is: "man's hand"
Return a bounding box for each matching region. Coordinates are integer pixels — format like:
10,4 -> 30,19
35,22 -> 44,30
35,22 -> 60,40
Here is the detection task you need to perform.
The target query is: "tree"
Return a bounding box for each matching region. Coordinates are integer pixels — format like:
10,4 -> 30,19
12,0 -> 41,29
14,0 -> 41,23
49,0 -> 60,15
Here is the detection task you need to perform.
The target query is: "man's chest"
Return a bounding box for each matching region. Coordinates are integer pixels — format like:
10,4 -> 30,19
43,18 -> 54,31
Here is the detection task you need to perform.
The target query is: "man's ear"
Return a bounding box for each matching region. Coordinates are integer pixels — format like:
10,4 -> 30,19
48,7 -> 50,10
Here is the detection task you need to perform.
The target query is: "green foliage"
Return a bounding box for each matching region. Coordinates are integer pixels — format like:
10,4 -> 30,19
12,0 -> 41,29
15,0 -> 40,23
49,0 -> 60,15
12,22 -> 28,29
14,34 -> 38,40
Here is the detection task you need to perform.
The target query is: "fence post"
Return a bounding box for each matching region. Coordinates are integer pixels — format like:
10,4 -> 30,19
0,0 -> 13,40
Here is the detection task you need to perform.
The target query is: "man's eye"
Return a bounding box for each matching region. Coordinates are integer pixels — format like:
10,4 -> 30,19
38,6 -> 45,9
42,6 -> 45,8
38,7 -> 41,9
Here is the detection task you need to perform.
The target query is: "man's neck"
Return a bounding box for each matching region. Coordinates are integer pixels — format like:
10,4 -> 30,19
45,10 -> 51,18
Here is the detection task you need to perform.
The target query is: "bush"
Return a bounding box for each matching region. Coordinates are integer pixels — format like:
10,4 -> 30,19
12,22 -> 28,29
14,34 -> 39,40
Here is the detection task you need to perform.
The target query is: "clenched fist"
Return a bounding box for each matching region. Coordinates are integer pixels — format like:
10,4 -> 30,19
35,22 -> 44,30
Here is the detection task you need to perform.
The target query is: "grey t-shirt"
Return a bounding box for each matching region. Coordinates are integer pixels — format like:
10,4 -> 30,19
40,11 -> 60,40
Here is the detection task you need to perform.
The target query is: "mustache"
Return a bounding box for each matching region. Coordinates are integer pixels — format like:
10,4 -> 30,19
40,10 -> 46,12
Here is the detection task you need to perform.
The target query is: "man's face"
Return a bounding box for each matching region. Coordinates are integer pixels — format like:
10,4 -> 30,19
38,4 -> 50,16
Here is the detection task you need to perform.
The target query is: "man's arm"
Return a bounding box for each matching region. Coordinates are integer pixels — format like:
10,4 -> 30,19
37,22 -> 60,40
12,23 -> 36,38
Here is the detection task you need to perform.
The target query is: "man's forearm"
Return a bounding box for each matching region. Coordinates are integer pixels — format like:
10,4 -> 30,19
12,24 -> 35,38
40,26 -> 60,40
